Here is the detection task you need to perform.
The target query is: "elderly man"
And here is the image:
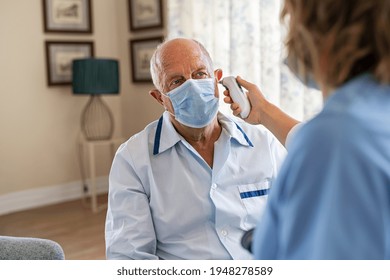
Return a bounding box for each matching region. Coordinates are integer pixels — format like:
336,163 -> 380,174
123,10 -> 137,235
105,38 -> 286,260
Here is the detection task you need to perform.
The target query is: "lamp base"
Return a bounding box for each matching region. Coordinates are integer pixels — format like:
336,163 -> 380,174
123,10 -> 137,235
81,95 -> 114,141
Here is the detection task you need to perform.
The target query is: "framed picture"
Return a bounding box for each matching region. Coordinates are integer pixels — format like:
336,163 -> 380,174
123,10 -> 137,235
45,41 -> 94,86
42,0 -> 93,33
130,37 -> 163,83
128,0 -> 163,31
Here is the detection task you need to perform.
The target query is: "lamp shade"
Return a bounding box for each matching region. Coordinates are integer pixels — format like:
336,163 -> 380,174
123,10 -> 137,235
72,58 -> 119,95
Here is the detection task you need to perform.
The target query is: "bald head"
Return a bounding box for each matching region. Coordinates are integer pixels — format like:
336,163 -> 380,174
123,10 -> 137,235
150,38 -> 214,91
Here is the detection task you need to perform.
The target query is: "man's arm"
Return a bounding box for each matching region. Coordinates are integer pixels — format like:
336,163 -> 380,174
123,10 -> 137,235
105,151 -> 158,260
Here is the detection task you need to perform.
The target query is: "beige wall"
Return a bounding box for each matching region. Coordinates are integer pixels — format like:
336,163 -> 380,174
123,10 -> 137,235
0,0 -> 165,196
117,1 -> 166,138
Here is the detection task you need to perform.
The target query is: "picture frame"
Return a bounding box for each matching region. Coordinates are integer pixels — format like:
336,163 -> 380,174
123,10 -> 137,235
130,37 -> 163,83
45,41 -> 94,86
128,0 -> 163,31
42,0 -> 93,33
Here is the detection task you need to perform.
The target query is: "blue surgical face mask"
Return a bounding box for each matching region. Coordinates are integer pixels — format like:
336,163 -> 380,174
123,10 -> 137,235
162,78 -> 219,128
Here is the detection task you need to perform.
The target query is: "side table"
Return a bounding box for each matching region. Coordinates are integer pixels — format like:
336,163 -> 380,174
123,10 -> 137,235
78,137 -> 124,213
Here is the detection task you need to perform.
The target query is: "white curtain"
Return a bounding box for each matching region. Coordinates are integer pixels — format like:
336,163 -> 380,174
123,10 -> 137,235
166,0 -> 322,121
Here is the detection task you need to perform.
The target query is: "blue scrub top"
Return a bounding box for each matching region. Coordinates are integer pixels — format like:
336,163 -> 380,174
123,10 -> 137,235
253,73 -> 390,259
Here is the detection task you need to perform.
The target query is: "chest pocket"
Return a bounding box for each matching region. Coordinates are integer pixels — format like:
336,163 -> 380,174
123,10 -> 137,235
238,179 -> 271,229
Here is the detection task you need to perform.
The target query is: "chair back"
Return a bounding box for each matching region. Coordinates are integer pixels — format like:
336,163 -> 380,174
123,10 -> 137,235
0,236 -> 65,260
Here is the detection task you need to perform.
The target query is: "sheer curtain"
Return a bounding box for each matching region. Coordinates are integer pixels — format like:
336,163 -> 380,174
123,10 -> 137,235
166,0 -> 322,121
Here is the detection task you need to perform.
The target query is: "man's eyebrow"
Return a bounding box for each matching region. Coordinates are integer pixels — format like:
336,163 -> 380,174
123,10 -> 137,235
166,74 -> 184,80
195,66 -> 208,71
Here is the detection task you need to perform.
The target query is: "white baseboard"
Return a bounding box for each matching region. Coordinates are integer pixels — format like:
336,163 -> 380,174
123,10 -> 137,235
0,176 -> 109,216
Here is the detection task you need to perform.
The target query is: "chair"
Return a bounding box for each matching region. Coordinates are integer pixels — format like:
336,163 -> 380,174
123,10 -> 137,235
0,236 -> 65,260
241,228 -> 255,253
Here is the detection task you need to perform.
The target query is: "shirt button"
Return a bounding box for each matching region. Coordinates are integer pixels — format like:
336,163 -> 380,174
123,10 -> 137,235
221,229 -> 228,236
211,183 -> 217,189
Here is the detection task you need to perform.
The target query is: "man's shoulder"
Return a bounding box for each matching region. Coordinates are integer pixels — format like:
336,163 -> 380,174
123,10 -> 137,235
228,114 -> 280,142
120,118 -> 161,152
220,113 -> 270,135
219,112 -> 283,153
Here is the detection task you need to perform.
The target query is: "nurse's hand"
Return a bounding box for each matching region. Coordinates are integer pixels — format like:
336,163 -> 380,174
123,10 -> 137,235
223,76 -> 267,125
224,76 -> 300,147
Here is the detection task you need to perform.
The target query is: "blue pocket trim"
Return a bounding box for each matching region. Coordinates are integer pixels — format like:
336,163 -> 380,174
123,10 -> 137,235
240,189 -> 269,199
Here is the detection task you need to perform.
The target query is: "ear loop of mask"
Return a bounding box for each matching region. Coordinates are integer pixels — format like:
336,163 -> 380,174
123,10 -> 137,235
160,91 -> 176,117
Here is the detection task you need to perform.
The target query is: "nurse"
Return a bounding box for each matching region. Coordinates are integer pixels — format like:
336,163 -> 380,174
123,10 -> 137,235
228,0 -> 390,259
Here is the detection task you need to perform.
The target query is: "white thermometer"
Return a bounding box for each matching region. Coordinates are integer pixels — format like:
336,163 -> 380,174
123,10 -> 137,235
220,76 -> 251,118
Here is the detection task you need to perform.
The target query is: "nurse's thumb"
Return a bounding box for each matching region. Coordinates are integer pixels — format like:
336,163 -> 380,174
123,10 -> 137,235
236,76 -> 254,91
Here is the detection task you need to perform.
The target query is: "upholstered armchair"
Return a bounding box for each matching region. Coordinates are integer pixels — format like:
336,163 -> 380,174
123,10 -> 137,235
0,236 -> 65,260
241,228 -> 255,253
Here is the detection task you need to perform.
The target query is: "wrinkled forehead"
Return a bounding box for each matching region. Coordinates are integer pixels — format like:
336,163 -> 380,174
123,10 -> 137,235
158,40 -> 213,73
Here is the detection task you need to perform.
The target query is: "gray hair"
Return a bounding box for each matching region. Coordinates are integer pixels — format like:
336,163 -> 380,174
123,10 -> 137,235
150,38 -> 214,91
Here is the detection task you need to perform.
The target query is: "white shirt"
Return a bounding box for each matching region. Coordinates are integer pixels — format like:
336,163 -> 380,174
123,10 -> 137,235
105,111 -> 286,259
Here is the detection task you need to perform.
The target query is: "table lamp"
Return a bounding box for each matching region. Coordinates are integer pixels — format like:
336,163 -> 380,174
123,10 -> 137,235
72,58 -> 119,141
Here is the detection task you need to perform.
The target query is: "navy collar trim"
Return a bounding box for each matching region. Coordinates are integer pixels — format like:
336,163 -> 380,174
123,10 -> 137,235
153,114 -> 253,155
153,116 -> 164,155
234,122 -> 254,147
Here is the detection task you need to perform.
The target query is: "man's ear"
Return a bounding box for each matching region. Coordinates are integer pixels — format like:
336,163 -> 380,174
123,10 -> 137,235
214,69 -> 223,81
149,89 -> 164,105
213,69 -> 223,98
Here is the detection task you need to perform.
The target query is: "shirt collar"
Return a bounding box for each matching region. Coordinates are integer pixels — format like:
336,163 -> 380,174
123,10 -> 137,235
217,112 -> 254,147
153,111 -> 253,155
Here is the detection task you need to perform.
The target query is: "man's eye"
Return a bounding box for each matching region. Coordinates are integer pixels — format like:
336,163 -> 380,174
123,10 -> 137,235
169,79 -> 184,90
195,72 -> 208,78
